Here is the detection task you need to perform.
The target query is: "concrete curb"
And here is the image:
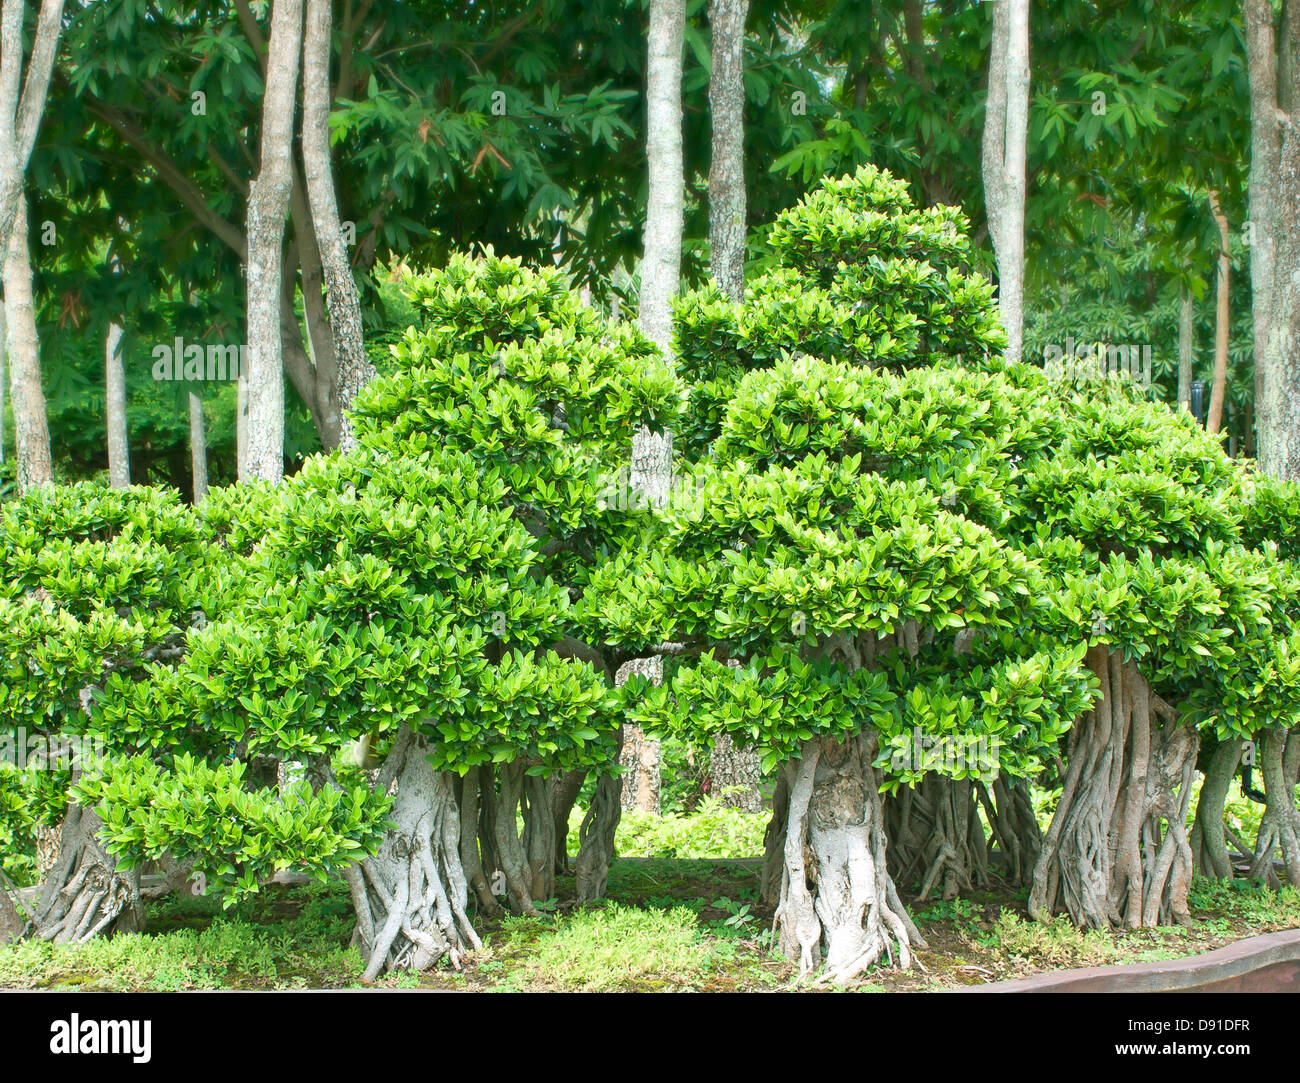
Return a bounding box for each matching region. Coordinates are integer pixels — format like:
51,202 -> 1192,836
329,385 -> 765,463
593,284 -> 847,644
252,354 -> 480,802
958,928 -> 1300,992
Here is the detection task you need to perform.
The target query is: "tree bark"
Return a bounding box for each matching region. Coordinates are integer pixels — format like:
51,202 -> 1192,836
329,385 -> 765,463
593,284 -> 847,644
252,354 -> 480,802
28,802 -> 143,943
980,0 -> 1030,365
0,0 -> 64,264
242,0 -> 303,483
302,0 -> 374,451
708,733 -> 763,812
639,0 -> 686,353
1029,649 -> 1197,929
188,391 -> 208,503
1207,190 -> 1231,435
345,727 -> 480,980
773,734 -> 925,983
1177,285 -> 1194,410
4,197 -> 51,492
1189,737 -> 1244,880
1249,0 -> 1300,479
105,321 -> 129,488
1249,727 -> 1300,887
707,0 -> 748,303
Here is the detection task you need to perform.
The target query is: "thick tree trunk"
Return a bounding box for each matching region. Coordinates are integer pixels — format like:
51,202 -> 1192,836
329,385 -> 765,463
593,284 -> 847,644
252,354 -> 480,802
236,372 -> 249,479
242,0 -> 302,483
4,197 -> 51,492
639,0 -> 685,352
349,727 -> 480,981
1190,737 -> 1244,880
28,802 -> 143,943
707,0 -> 749,303
708,734 -> 763,811
1249,0 -> 1300,480
1029,649 -> 1197,929
1207,190 -> 1231,435
302,0 -> 373,451
980,0 -> 1030,365
188,391 -> 208,503
105,321 -> 129,488
1249,728 -> 1300,887
773,733 -> 925,983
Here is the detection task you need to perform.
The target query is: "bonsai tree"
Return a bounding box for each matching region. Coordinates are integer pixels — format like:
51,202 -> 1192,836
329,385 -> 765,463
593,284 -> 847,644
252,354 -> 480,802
586,354 -> 1094,982
1016,380 -> 1300,928
346,251 -> 682,906
0,483 -> 215,940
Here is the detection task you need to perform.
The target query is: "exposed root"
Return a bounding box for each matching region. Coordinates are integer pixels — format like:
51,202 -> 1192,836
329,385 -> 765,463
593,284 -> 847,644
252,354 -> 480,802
774,733 -> 923,984
1029,649 -> 1197,929
351,727 -> 480,981
28,803 -> 143,943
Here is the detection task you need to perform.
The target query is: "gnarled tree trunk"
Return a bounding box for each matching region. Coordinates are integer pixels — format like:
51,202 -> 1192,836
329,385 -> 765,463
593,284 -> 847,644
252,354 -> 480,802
773,733 -> 925,983
1029,647 -> 1198,929
28,802 -> 143,943
1190,736 -> 1244,880
348,726 -> 480,981
886,776 -> 990,902
1248,727 -> 1300,887
575,766 -> 622,904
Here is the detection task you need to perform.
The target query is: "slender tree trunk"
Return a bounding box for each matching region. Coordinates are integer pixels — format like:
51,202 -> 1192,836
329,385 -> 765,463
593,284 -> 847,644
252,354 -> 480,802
1177,286 -> 1194,410
1249,727 -> 1300,886
0,0 -> 64,264
188,391 -> 208,503
242,0 -> 303,483
236,372 -> 249,479
105,322 -> 129,488
302,0 -> 373,451
4,197 -> 50,492
1207,190 -> 1231,435
640,0 -> 686,351
707,0 -> 748,302
980,0 -> 1030,365
0,305 -> 8,467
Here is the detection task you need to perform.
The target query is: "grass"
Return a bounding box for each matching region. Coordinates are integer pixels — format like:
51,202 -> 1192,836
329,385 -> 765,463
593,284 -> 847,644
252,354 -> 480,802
1,847 -> 1296,992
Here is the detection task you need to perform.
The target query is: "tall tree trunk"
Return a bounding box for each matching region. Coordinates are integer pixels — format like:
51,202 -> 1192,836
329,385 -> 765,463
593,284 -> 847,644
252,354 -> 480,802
302,0 -> 373,451
980,0 -> 1030,365
707,0 -> 748,303
105,321 -> 129,488
242,0 -> 303,484
4,197 -> 50,492
236,372 -> 249,479
1207,190 -> 1231,435
0,0 -> 63,263
188,391 -> 208,503
0,305 -> 7,468
640,0 -> 685,351
1248,0 -> 1300,479
1177,285 -> 1194,410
